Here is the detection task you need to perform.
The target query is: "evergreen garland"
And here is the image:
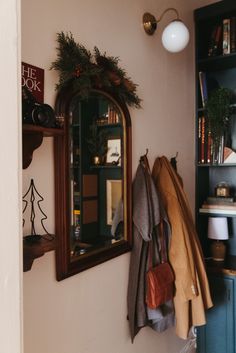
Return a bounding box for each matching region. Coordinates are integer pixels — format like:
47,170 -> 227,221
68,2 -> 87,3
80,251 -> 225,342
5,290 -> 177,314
51,32 -> 141,108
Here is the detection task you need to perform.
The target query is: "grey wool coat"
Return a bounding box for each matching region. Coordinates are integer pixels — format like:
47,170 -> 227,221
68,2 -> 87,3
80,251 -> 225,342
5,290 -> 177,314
127,160 -> 174,342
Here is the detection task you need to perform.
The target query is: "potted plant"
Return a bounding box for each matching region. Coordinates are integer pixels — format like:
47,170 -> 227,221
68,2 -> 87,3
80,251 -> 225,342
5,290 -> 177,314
205,87 -> 233,163
86,121 -> 108,165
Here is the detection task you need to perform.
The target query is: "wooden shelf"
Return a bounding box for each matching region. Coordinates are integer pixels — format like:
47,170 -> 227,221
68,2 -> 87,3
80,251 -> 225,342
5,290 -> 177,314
22,124 -> 64,169
23,236 -> 56,272
23,124 -> 64,136
199,208 -> 236,216
97,123 -> 121,128
91,164 -> 121,169
197,163 -> 236,167
198,52 -> 236,71
206,256 -> 236,275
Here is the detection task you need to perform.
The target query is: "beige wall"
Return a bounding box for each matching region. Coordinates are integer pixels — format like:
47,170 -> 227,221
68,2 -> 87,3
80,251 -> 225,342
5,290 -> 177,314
22,1 -> 218,353
0,0 -> 22,352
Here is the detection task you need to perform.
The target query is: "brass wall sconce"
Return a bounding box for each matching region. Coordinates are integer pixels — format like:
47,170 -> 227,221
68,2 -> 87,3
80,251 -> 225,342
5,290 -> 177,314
142,8 -> 190,53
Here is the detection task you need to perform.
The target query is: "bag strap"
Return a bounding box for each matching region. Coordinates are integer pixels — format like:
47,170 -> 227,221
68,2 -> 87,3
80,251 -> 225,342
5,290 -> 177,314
147,221 -> 168,268
140,154 -> 153,229
159,221 -> 168,263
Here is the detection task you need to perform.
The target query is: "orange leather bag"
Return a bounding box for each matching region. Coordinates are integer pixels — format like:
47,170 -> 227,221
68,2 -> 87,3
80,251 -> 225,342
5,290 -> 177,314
146,223 -> 174,309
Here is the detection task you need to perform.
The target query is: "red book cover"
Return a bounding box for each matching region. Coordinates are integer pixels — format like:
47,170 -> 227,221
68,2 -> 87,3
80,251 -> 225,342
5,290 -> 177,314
208,25 -> 217,56
21,62 -> 44,103
214,25 -> 223,55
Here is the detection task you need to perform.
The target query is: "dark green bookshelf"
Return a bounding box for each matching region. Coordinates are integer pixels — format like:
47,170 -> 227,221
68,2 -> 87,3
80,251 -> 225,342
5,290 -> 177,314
195,2 -> 236,353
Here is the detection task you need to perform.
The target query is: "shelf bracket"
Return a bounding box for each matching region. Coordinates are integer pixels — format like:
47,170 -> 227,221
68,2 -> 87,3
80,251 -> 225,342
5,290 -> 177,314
23,131 -> 43,169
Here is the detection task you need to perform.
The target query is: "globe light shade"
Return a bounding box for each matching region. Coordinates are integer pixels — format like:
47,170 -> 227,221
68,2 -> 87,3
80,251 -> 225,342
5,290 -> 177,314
208,217 -> 229,262
162,20 -> 190,53
208,217 -> 229,240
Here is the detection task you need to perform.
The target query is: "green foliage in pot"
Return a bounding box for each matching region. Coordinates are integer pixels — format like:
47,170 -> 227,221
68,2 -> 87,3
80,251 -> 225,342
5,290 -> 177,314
205,87 -> 233,141
86,121 -> 108,160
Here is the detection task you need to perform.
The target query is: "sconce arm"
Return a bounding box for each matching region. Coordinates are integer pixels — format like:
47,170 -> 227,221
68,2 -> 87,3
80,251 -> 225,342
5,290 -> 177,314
157,8 -> 180,23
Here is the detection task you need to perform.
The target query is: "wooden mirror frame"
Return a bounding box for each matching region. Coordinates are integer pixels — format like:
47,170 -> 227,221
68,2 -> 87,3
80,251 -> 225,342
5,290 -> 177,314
54,85 -> 132,280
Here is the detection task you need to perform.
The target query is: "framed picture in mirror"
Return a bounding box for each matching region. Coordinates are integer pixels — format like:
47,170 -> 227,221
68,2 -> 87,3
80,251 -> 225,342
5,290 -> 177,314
106,138 -> 121,165
106,179 -> 122,225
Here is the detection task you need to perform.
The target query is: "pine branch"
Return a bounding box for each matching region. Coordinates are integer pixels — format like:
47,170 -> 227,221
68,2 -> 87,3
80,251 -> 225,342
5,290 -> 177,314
51,31 -> 141,108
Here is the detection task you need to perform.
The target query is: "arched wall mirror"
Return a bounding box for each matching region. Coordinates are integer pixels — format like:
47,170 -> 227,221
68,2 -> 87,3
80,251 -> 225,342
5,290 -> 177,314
54,87 -> 132,280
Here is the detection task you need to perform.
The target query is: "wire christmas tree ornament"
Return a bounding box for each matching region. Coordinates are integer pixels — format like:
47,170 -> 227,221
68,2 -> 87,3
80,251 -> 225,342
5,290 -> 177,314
23,179 -> 54,242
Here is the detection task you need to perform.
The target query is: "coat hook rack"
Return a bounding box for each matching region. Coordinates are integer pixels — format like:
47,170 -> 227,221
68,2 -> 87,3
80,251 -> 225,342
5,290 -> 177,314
140,148 -> 149,162
139,148 -> 151,173
170,152 -> 179,171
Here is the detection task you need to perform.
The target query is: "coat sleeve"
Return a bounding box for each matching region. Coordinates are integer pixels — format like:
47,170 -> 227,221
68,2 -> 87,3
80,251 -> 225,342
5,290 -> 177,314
128,162 -> 163,341
152,156 -> 213,340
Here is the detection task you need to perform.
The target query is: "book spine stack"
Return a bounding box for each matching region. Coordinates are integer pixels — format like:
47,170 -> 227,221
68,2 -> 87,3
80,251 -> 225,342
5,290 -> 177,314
208,17 -> 236,57
96,106 -> 120,125
200,196 -> 236,214
231,17 -> 236,53
207,196 -> 234,204
223,19 -> 230,55
108,106 -> 119,124
197,70 -> 226,165
198,115 -> 213,164
208,24 -> 222,56
199,71 -> 208,108
198,123 -> 225,164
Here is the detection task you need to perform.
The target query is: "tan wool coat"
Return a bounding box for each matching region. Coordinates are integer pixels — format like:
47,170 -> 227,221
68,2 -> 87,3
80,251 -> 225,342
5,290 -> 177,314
152,156 -> 213,339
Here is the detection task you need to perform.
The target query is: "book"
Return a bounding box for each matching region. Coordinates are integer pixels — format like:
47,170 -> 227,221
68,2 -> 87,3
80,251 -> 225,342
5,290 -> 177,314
202,203 -> 236,209
223,18 -> 231,55
198,116 -> 202,163
198,115 -> 213,164
206,123 -> 212,164
208,25 -> 217,56
218,135 -> 224,164
208,24 -> 222,56
207,196 -> 234,204
201,116 -> 205,163
199,72 -> 208,107
230,17 -> 236,53
108,106 -> 119,124
199,208 -> 236,215
213,24 -> 223,56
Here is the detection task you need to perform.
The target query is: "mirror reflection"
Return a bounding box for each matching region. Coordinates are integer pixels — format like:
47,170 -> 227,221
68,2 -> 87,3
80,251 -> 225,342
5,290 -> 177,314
69,92 -> 126,260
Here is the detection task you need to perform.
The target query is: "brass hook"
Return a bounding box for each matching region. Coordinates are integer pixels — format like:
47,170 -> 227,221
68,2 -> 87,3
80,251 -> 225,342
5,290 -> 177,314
139,149 -> 150,171
170,152 -> 178,171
